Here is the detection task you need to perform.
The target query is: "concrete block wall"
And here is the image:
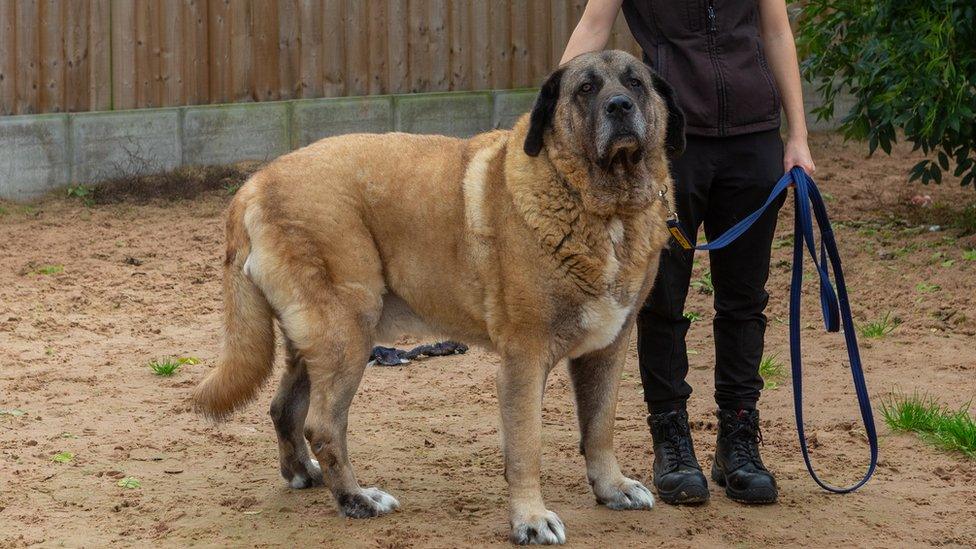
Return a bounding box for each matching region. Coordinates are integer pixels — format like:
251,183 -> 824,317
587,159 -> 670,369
0,83 -> 847,202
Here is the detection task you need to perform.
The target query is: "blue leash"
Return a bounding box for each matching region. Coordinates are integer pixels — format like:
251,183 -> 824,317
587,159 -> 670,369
667,166 -> 878,493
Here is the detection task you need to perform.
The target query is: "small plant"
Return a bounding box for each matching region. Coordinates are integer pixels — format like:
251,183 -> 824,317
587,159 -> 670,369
51,451 -> 74,464
773,235 -> 794,249
148,356 -> 199,376
759,355 -> 786,390
31,264 -> 64,276
117,477 -> 142,489
881,393 -> 976,458
963,249 -> 976,261
916,282 -> 941,293
148,358 -> 181,376
66,184 -> 95,206
223,182 -> 243,196
0,409 -> 26,417
692,271 -> 714,295
858,312 -> 900,339
683,311 -> 703,322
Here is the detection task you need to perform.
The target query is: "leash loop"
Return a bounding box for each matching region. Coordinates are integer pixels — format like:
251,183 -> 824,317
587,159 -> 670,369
671,167 -> 878,493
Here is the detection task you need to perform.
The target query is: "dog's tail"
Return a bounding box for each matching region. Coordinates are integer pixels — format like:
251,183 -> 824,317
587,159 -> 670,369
193,185 -> 276,420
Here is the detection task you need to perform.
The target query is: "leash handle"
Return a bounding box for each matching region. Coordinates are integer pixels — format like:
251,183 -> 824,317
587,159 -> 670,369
787,167 -> 878,493
672,167 -> 878,493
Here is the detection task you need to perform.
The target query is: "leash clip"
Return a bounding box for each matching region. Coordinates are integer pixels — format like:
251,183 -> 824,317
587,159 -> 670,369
660,188 -> 694,250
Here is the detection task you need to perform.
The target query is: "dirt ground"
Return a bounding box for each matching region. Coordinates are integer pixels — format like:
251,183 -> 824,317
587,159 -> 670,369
1,134 -> 975,548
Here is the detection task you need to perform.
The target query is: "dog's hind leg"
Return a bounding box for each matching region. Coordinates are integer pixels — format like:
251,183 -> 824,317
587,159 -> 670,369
270,338 -> 323,489
568,328 -> 655,511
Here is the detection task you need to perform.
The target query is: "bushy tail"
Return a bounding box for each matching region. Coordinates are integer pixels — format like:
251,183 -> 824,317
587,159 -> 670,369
193,191 -> 275,419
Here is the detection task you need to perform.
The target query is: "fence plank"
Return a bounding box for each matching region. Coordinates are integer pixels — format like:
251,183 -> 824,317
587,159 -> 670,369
208,0 -> 231,103
230,0 -> 254,101
298,0 -> 323,98
344,0 -> 368,96
527,0 -> 550,85
38,0 -> 63,112
0,0 -> 18,114
277,0 -> 299,99
251,0 -> 280,101
183,0 -> 209,105
427,0 -> 447,91
487,2 -> 510,90
366,0 -> 388,95
510,0 -> 530,88
64,0 -> 89,112
469,1 -> 489,90
322,0 -> 344,96
159,0 -> 184,107
386,0 -> 408,94
447,0 -> 469,91
15,0 -> 39,114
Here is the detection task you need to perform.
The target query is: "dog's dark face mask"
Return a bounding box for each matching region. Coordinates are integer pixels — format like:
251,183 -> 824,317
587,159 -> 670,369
523,50 -> 685,213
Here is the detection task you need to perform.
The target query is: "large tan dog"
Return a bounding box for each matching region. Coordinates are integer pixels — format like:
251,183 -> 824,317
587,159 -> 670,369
194,50 -> 685,545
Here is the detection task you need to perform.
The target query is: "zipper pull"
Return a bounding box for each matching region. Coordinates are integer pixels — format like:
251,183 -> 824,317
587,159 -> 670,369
707,4 -> 717,33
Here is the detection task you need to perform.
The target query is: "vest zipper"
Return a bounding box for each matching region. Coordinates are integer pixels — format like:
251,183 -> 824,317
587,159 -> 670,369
705,0 -> 727,135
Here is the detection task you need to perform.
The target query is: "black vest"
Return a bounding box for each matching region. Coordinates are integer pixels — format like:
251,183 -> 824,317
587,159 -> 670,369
622,0 -> 781,137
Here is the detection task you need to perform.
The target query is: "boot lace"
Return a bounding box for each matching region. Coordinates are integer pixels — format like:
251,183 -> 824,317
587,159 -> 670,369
724,413 -> 766,470
655,414 -> 697,470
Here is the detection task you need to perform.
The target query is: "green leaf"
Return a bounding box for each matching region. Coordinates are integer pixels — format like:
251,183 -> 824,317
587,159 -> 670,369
117,477 -> 142,489
0,409 -> 26,416
52,451 -> 74,464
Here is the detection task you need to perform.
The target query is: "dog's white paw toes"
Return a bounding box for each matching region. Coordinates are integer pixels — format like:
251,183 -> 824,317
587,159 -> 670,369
596,478 -> 655,511
510,510 -> 566,545
336,487 -> 400,518
285,459 -> 324,489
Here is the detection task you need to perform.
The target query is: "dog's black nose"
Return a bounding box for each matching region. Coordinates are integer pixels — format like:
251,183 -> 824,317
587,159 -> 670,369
605,95 -> 634,117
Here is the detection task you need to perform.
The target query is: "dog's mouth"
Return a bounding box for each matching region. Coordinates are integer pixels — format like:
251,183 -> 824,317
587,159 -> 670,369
599,134 -> 644,170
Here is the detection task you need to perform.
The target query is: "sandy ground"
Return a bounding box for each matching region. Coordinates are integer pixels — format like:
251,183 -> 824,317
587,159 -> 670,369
1,134 -> 975,548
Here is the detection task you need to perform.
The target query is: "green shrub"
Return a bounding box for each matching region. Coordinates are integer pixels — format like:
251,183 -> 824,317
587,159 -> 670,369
796,1 -> 976,188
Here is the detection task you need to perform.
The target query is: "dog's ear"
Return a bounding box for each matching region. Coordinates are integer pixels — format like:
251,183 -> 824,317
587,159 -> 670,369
650,72 -> 686,160
523,68 -> 565,157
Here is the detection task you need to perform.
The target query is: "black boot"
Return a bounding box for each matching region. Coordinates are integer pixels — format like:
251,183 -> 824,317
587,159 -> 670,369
648,410 -> 710,504
712,409 -> 778,504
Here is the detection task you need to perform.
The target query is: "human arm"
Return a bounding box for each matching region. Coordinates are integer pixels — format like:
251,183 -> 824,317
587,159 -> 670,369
758,0 -> 815,174
559,0 -> 624,65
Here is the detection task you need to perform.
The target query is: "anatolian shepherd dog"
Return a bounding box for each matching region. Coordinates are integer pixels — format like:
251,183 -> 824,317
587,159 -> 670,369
193,50 -> 685,545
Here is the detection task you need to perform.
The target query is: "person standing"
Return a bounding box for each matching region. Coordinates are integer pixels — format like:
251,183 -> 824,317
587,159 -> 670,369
561,0 -> 816,505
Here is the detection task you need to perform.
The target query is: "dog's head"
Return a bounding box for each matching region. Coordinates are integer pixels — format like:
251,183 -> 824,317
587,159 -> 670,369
523,50 -> 684,213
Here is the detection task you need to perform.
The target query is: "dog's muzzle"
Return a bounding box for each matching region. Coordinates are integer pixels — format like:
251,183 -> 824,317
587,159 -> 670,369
597,95 -> 647,169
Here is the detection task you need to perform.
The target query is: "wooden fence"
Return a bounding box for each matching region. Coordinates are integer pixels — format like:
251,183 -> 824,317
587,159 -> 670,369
0,0 -> 640,116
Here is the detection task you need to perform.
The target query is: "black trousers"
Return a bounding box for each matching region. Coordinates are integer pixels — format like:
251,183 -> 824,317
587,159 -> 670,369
637,129 -> 786,413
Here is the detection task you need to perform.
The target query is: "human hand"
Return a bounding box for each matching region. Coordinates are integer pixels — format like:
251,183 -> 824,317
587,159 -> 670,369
784,136 -> 816,174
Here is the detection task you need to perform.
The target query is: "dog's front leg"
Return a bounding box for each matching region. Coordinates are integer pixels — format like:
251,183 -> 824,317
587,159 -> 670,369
497,353 -> 566,545
568,327 -> 654,511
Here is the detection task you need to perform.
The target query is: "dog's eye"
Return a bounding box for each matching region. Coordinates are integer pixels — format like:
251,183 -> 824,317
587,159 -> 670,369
628,78 -> 643,89
579,82 -> 593,94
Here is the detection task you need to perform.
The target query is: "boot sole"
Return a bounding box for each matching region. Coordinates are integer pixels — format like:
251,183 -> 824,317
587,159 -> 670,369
710,467 -> 777,504
654,480 -> 710,505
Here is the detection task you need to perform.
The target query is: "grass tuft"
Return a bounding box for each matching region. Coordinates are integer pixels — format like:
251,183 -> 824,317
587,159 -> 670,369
683,311 -> 703,322
691,271 -> 714,295
881,393 -> 976,459
148,358 -> 181,377
858,312 -> 900,339
51,451 -> 74,464
148,356 -> 199,376
759,354 -> 786,390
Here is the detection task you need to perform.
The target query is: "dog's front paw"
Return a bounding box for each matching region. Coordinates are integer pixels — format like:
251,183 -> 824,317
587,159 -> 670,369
510,510 -> 566,545
285,458 -> 324,489
594,477 -> 655,511
336,487 -> 400,518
